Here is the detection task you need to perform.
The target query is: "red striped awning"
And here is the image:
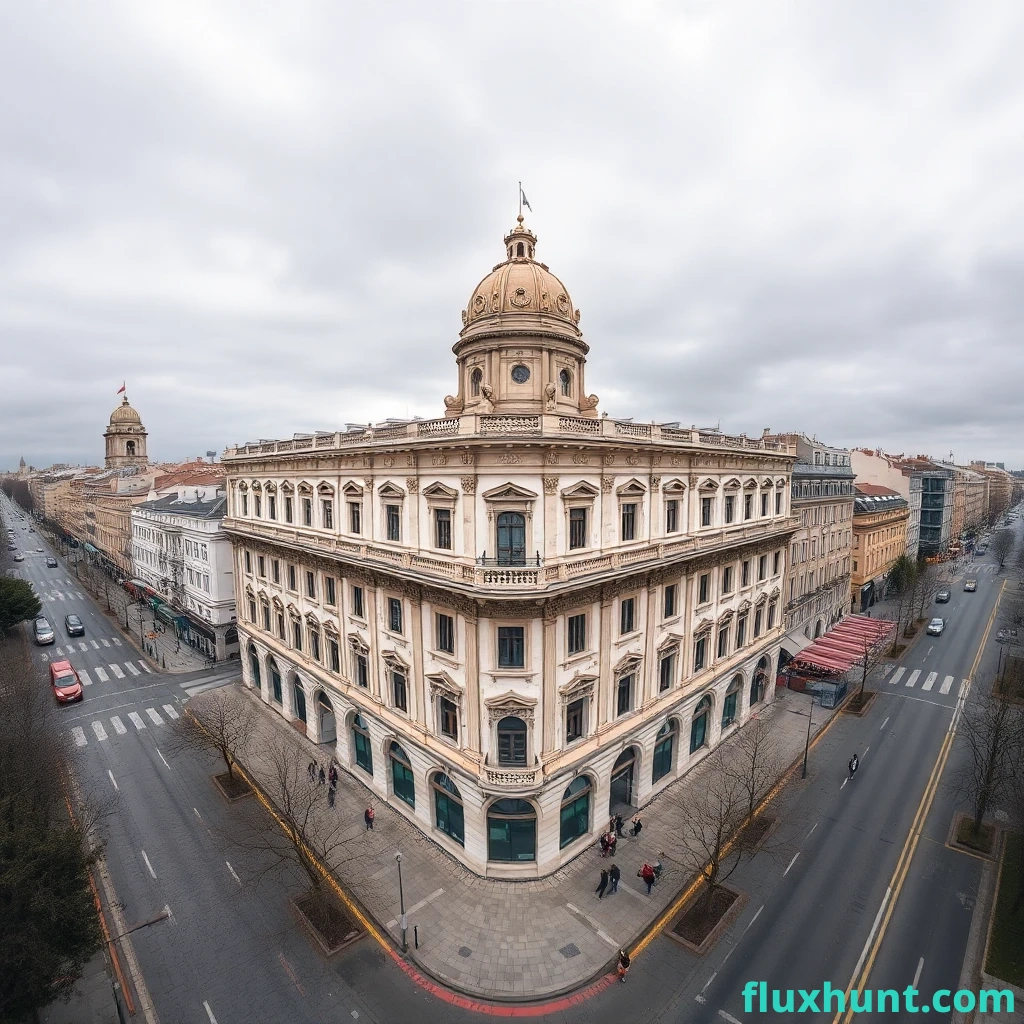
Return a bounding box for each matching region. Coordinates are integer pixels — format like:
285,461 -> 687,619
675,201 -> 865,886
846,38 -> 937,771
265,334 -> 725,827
789,615 -> 895,674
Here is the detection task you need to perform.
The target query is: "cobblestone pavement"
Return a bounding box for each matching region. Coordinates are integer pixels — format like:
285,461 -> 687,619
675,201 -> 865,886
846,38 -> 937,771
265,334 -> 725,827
192,682 -> 840,1001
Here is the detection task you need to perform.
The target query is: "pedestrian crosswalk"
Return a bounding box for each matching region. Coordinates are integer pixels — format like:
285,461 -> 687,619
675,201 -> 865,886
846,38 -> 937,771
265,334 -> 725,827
52,637 -> 123,656
73,661 -> 152,686
887,666 -> 964,695
40,590 -> 87,601
69,703 -> 181,748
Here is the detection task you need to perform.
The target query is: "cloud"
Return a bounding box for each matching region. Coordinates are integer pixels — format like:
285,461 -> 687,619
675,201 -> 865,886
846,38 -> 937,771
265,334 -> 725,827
2,1 -> 1023,470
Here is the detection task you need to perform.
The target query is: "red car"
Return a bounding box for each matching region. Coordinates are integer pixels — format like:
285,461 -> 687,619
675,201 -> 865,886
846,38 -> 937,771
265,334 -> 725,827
49,660 -> 84,704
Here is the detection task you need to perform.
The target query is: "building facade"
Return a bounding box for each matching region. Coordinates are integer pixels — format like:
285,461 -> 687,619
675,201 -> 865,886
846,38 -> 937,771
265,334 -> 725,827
851,450 -> 922,561
851,485 -> 910,610
104,394 -> 149,470
223,214 -> 798,877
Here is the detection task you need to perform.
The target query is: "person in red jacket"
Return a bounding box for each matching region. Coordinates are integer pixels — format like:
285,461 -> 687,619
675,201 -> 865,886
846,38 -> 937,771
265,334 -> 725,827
638,862 -> 656,894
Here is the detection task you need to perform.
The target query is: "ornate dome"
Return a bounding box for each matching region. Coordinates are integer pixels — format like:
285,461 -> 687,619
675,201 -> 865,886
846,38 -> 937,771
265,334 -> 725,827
459,216 -> 582,345
109,395 -> 142,425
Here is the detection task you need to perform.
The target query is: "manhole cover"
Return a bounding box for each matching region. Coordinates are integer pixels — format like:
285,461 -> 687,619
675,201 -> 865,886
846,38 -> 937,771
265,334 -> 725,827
559,943 -> 581,959
458,946 -> 472,958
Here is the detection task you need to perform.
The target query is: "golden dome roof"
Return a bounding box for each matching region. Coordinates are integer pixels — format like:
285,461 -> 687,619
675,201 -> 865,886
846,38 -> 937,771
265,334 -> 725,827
460,216 -> 582,345
108,395 -> 142,426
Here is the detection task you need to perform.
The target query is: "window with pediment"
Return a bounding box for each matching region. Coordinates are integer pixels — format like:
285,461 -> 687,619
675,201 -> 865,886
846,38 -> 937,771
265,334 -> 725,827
484,483 -> 537,565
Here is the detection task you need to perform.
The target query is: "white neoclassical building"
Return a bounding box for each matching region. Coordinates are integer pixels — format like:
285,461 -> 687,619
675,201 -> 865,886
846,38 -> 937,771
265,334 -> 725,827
222,214 -> 798,877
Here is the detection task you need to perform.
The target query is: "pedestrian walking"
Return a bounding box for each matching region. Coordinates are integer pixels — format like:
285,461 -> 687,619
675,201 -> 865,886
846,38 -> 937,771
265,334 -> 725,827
609,863 -> 620,893
308,760 -> 316,781
614,814 -> 625,838
600,833 -> 611,857
617,949 -> 631,983
638,862 -> 656,894
327,784 -> 336,808
629,815 -> 643,839
607,833 -> 617,858
328,763 -> 338,787
318,765 -> 326,786
364,805 -> 375,830
596,868 -> 609,899
848,753 -> 859,781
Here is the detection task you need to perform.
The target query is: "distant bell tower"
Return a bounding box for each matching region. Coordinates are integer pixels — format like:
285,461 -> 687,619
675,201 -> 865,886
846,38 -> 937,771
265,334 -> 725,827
104,394 -> 149,469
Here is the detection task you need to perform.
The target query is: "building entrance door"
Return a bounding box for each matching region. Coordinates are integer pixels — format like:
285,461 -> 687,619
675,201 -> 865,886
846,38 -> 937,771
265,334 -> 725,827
609,748 -> 636,815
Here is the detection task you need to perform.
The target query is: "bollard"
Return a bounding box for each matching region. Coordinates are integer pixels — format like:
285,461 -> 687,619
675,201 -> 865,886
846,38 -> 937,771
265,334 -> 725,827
161,654 -> 166,669
414,925 -> 418,949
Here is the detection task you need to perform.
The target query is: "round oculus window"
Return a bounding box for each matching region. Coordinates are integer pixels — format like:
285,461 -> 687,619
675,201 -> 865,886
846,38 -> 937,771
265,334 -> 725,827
511,364 -> 531,384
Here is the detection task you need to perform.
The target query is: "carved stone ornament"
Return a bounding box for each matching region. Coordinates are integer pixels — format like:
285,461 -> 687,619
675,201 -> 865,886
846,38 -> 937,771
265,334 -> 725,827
382,457 -> 395,468
601,477 -> 614,493
460,452 -> 475,465
543,476 -> 559,495
580,393 -> 599,411
431,454 -> 448,467
651,476 -> 661,492
572,454 -> 591,465
444,394 -> 464,415
545,451 -> 559,465
672,456 -> 683,467
364,478 -> 374,492
625,455 -> 640,466
558,675 -> 596,705
545,381 -> 557,411
510,286 -> 531,308
602,453 -> 616,466
406,455 -> 416,466
652,456 -> 662,467
487,703 -> 535,725
406,478 -> 419,494
461,476 -> 477,494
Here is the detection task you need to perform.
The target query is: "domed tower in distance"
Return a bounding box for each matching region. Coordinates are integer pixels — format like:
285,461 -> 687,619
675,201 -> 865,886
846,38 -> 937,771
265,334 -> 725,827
104,393 -> 149,469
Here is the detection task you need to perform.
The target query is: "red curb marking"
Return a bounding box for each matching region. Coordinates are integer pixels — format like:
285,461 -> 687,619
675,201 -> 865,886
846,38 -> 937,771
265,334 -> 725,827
385,947 -> 618,1016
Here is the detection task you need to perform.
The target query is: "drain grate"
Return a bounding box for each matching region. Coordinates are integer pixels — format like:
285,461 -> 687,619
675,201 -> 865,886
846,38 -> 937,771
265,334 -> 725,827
458,946 -> 472,958
558,943 -> 581,959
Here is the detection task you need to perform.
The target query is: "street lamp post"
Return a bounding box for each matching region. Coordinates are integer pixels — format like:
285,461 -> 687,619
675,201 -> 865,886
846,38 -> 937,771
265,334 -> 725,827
395,851 -> 407,953
801,694 -> 816,779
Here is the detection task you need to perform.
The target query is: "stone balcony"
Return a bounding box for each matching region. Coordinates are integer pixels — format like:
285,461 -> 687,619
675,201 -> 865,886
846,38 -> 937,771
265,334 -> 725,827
223,515 -> 801,595
223,413 -> 796,460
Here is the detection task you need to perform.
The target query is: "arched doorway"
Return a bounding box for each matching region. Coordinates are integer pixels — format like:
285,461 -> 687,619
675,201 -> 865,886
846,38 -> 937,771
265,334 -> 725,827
609,747 -> 637,815
559,776 -> 592,849
432,772 -> 464,845
248,644 -> 261,692
351,713 -> 372,774
496,511 -> 526,566
268,656 -> 282,705
389,741 -> 415,807
291,676 -> 307,724
814,619 -> 823,639
316,690 -> 336,744
690,695 -> 712,753
750,658 -> 768,707
722,675 -> 742,728
652,719 -> 678,784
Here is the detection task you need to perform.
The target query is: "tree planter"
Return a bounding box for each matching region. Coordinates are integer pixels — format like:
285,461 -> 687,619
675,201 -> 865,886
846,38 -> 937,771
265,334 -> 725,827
843,691 -> 877,716
212,771 -> 252,802
291,890 -> 362,956
948,812 -> 997,858
668,886 -> 745,954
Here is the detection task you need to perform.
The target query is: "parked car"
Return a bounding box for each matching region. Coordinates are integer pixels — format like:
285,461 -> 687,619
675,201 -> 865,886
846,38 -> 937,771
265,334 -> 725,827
6,542 -> 15,551
927,617 -> 945,636
48,660 -> 83,704
12,553 -> 24,562
45,556 -> 58,568
964,579 -> 977,592
64,614 -> 85,637
33,617 -> 55,645
936,589 -> 951,603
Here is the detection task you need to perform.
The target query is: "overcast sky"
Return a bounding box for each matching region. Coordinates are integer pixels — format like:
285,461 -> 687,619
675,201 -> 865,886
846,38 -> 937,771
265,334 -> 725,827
3,1 -> 1023,472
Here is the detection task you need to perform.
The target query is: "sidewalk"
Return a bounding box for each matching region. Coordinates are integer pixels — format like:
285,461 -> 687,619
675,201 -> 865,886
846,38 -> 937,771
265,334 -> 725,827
193,682 -> 841,1000
39,952 -> 121,1024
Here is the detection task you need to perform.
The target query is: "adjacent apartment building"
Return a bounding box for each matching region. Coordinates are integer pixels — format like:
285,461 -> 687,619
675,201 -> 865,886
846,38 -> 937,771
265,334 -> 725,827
851,485 -> 910,610
222,213 -> 799,877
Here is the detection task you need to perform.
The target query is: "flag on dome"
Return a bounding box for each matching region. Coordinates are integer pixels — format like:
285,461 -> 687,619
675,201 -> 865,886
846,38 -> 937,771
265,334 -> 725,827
520,187 -> 532,213
116,382 -> 126,395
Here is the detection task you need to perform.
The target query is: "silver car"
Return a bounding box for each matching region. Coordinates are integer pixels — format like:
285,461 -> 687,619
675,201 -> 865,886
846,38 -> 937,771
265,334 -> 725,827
926,617 -> 945,636
33,617 -> 55,645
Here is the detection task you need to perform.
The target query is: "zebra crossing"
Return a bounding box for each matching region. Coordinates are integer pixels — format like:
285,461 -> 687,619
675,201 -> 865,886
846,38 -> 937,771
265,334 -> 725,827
887,666 -> 965,695
70,703 -> 180,748
52,637 -> 123,656
74,660 -> 153,686
40,589 -> 87,601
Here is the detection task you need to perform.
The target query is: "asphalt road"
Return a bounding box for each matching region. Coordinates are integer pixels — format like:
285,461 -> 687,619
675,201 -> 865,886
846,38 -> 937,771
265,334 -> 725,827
4,493 -> 1017,1024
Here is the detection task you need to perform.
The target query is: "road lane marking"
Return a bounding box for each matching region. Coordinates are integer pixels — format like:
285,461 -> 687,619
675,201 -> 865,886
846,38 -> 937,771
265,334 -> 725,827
146,708 -> 164,726
54,647 -> 63,656
141,849 -> 157,879
807,822 -> 818,837
79,669 -> 93,686
109,663 -> 125,679
139,661 -> 152,673
719,1012 -> 744,1024
939,675 -> 955,695
880,716 -> 889,730
90,640 -> 99,649
204,1000 -> 219,1024
156,748 -> 170,769
108,769 -> 118,791
94,666 -> 109,682
100,638 -> 110,647
783,852 -> 800,877
128,712 -> 146,730
71,727 -> 87,747
741,904 -> 764,936
193,808 -> 202,820
125,662 -> 141,676
162,704 -> 179,719
78,641 -> 88,652
922,672 -> 937,691
112,637 -> 122,646
906,669 -> 920,688
226,861 -> 241,885
889,667 -> 906,686
91,721 -> 108,742
110,716 -> 127,735
913,956 -> 924,988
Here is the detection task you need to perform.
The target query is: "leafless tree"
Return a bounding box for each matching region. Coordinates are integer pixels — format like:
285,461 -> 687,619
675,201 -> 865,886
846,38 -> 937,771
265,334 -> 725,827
887,554 -> 918,640
174,686 -> 258,786
723,715 -> 785,825
991,529 -> 1015,572
851,632 -> 894,701
913,559 -> 944,620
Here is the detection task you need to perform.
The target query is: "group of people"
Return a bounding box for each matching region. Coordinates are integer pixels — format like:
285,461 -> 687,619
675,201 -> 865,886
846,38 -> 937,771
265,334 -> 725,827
308,759 -> 340,806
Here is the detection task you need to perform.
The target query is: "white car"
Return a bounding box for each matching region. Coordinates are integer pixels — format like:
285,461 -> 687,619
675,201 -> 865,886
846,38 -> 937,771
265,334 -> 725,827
927,618 -> 945,636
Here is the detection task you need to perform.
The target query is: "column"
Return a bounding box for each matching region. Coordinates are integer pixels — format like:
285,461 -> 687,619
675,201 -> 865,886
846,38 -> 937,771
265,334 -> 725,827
464,609 -> 481,755
542,611 -> 557,754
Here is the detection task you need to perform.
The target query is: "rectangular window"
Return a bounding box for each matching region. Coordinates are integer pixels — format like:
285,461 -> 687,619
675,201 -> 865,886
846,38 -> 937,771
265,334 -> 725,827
392,670 -> 408,712
736,614 -> 747,647
322,499 -> 333,529
284,496 -> 293,523
566,699 -> 584,742
569,507 -> 588,549
754,608 -> 763,638
292,620 -> 302,651
288,565 -> 296,591
567,612 -> 586,655
616,674 -> 634,717
439,697 -> 458,741
663,583 -> 677,619
435,508 -> 452,549
352,585 -> 364,618
386,504 -> 401,542
262,604 -> 271,631
241,493 -> 248,516
665,499 -> 679,533
694,635 -> 707,671
325,576 -> 336,605
698,573 -> 710,604
767,602 -> 777,630
388,597 -> 403,634
355,652 -> 368,687
268,495 -> 277,520
620,597 -> 635,635
758,554 -> 768,581
744,493 -> 753,520
306,571 -> 316,599
701,496 -> 713,527
329,637 -> 340,673
775,492 -> 783,515
722,566 -> 734,594
717,625 -> 730,658
302,498 -> 312,526
277,613 -> 286,640
244,550 -> 252,574
497,626 -> 525,668
725,494 -> 736,524
659,651 -> 675,691
257,555 -> 265,577
773,551 -> 781,576
621,502 -> 637,542
436,612 -> 455,654
254,494 -> 262,518
349,501 -> 362,534
272,559 -> 280,584
761,493 -> 769,517
310,630 -> 321,662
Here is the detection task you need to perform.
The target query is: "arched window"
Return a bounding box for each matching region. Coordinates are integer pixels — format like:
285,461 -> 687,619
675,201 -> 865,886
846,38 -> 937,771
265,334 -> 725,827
269,656 -> 282,704
652,719 -> 677,783
559,776 -> 591,848
248,645 -> 261,691
559,368 -> 572,396
126,440 -> 136,456
292,679 -> 307,723
496,716 -> 527,766
470,367 -> 482,397
750,657 -> 768,707
352,714 -> 372,774
723,675 -> 741,728
496,511 -> 526,566
487,799 -> 536,862
690,695 -> 712,753
389,741 -> 415,808
516,242 -> 525,257
432,772 -> 464,846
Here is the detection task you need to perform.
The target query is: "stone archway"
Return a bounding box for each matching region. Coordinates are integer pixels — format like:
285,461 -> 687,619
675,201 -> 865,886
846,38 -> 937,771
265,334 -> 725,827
609,746 -> 639,815
315,689 -> 336,744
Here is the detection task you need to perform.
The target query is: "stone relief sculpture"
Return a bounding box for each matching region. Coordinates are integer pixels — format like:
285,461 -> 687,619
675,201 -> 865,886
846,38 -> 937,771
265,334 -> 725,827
479,382 -> 495,413
544,381 -> 557,411
443,394 -> 464,417
579,393 -> 600,419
